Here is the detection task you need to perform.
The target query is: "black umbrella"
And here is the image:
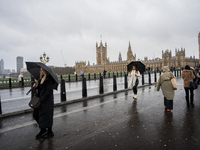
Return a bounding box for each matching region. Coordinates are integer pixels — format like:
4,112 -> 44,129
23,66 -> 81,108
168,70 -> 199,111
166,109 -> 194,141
26,62 -> 58,90
127,61 -> 146,74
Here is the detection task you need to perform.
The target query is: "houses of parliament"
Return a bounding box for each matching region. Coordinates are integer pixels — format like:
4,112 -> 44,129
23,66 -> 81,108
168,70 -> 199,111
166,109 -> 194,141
75,33 -> 200,74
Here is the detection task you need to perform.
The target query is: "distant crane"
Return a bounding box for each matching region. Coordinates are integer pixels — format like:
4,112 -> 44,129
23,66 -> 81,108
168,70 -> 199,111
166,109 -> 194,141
60,50 -> 67,67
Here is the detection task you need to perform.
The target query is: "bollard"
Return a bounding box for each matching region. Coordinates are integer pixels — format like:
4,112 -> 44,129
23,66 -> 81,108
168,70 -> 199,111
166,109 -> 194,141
76,74 -> 78,81
113,75 -> 117,91
21,77 -> 24,86
9,78 -> 12,88
99,76 -> 104,94
148,72 -> 151,85
175,70 -> 177,77
60,75 -> 63,80
31,76 -> 35,82
88,73 -> 90,80
177,70 -> 179,77
142,73 -> 144,85
154,72 -> 157,83
60,79 -> 66,102
0,94 -> 2,114
68,74 -> 70,82
82,77 -> 87,98
94,73 -> 96,80
117,72 -> 118,77
108,72 -> 110,78
99,73 -> 101,78
124,74 -> 128,89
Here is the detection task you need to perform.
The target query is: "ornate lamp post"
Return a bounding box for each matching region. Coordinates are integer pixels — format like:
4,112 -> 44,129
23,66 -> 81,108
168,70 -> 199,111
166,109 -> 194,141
40,52 -> 49,65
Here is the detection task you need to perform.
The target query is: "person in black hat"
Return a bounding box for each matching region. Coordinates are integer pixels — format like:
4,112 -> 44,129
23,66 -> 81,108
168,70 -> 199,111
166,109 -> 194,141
181,65 -> 195,107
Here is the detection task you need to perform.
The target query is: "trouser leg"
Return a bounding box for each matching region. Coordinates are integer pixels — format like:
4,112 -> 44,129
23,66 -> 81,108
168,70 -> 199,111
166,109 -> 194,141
184,88 -> 189,106
190,88 -> 194,105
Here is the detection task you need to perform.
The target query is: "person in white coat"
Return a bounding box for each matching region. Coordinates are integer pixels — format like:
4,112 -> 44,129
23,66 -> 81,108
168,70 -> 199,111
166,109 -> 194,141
128,65 -> 140,99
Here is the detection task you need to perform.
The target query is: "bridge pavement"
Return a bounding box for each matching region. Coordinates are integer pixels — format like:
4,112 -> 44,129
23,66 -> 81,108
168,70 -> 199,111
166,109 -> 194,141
0,78 -> 200,150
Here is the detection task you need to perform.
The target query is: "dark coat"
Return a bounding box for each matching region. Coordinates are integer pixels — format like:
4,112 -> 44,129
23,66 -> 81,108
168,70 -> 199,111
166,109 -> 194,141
33,75 -> 54,129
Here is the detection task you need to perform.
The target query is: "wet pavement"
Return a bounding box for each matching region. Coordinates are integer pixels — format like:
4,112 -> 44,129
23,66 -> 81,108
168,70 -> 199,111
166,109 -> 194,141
1,78 -> 200,150
0,74 -> 158,114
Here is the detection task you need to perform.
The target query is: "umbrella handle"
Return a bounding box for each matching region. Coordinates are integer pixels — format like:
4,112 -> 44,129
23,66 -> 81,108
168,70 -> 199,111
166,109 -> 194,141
26,87 -> 33,95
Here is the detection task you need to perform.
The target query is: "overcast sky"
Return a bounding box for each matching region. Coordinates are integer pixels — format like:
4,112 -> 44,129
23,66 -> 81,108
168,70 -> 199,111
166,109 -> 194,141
0,0 -> 200,70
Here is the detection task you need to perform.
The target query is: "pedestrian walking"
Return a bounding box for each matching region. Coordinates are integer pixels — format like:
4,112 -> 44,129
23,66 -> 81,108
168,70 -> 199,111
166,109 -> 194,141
33,68 -> 55,139
157,66 -> 176,112
128,65 -> 140,99
181,65 -> 195,107
18,73 -> 23,85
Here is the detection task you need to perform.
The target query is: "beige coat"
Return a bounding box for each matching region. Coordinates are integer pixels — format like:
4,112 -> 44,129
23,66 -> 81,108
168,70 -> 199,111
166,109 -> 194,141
128,70 -> 140,88
157,66 -> 176,100
181,70 -> 195,88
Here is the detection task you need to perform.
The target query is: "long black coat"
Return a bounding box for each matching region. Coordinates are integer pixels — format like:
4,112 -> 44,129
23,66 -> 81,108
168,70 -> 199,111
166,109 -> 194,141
33,75 -> 54,129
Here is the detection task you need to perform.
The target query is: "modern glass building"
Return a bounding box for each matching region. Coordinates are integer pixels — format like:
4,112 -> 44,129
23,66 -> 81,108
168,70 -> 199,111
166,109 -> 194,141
16,56 -> 23,73
0,59 -> 4,74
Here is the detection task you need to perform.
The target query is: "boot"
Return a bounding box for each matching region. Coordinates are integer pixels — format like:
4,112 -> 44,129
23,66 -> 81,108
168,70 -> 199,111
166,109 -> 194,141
36,128 -> 47,139
41,127 -> 54,138
186,96 -> 190,107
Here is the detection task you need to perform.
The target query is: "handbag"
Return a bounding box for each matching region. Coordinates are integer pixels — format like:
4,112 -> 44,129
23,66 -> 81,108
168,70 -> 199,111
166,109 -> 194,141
29,96 -> 40,109
164,73 -> 177,90
190,71 -> 198,90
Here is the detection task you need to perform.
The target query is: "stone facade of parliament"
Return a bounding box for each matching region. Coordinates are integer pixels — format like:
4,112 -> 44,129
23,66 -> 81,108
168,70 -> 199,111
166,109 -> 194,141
75,33 -> 200,74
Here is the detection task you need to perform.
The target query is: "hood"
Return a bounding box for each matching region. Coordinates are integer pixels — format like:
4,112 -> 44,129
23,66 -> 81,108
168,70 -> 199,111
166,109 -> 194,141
163,66 -> 170,73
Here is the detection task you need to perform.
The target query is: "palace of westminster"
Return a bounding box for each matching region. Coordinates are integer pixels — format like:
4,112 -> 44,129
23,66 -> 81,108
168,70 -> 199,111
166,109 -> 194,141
75,33 -> 200,74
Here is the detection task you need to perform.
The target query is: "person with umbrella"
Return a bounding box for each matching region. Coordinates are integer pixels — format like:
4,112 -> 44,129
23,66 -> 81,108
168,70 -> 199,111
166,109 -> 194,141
26,62 -> 58,139
128,64 -> 141,99
127,61 -> 145,99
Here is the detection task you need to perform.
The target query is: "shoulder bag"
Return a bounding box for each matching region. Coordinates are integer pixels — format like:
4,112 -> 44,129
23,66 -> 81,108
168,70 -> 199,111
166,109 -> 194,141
164,73 -> 177,90
29,95 -> 40,109
190,71 -> 198,90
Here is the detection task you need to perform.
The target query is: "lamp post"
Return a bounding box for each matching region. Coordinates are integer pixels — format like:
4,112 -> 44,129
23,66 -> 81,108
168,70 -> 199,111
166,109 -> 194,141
40,52 -> 49,65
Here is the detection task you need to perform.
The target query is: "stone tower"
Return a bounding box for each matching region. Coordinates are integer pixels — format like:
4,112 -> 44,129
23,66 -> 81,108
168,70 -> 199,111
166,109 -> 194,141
127,41 -> 136,62
118,52 -> 122,62
96,41 -> 107,65
162,50 -> 172,67
175,48 -> 185,68
199,32 -> 200,65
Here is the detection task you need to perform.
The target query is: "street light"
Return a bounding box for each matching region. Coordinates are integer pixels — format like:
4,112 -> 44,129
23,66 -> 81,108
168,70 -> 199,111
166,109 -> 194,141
40,52 -> 49,65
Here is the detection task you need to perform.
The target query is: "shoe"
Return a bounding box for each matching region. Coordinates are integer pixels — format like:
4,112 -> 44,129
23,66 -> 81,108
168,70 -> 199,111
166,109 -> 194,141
167,109 -> 171,112
133,95 -> 136,98
135,95 -> 137,98
41,131 -> 54,138
36,128 -> 47,139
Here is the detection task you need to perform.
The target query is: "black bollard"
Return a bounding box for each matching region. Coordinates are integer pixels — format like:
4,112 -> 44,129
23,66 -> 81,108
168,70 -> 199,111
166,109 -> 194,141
68,74 -> 70,82
99,73 -> 101,79
76,74 -> 77,81
9,78 -> 12,88
88,73 -> 90,80
0,94 -> 2,114
174,70 -> 176,77
177,70 -> 179,77
108,72 -> 110,78
113,75 -> 117,91
60,79 -> 66,102
82,77 -> 87,98
117,72 -> 118,77
124,74 -> 128,89
154,72 -> 157,83
148,72 -> 151,85
21,77 -> 24,86
60,75 -> 63,80
142,73 -> 144,85
94,73 -> 96,80
99,76 -> 104,94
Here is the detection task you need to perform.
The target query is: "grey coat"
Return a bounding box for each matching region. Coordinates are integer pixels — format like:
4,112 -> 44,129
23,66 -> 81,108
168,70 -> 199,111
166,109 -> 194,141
157,66 -> 176,100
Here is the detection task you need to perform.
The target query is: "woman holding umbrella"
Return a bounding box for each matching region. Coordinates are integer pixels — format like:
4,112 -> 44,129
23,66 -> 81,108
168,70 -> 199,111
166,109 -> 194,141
33,67 -> 55,139
128,65 -> 141,99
